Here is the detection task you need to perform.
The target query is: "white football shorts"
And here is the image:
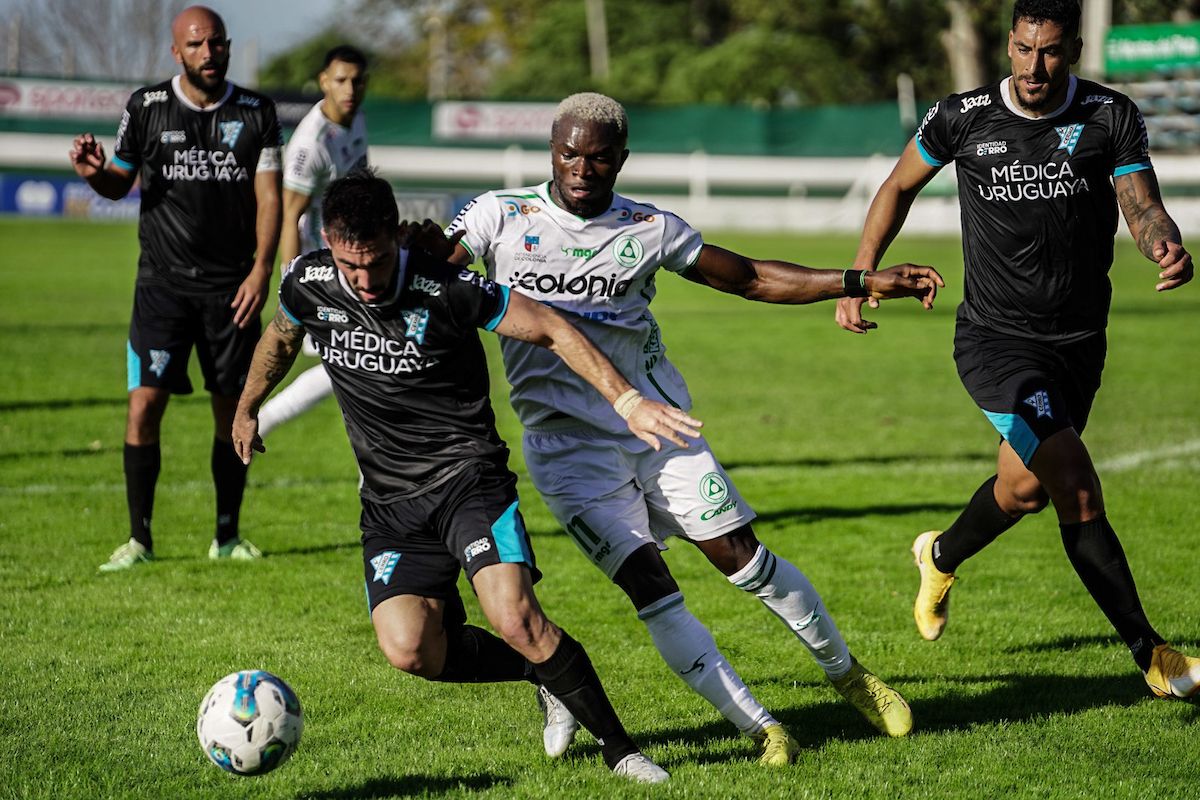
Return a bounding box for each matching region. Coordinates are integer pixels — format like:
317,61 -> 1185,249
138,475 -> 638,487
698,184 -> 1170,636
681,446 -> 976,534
523,424 -> 755,579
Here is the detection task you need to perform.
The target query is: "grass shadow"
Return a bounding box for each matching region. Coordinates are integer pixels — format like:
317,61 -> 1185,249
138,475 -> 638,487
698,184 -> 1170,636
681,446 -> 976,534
754,670 -> 1194,744
298,773 -> 513,799
722,451 -> 992,471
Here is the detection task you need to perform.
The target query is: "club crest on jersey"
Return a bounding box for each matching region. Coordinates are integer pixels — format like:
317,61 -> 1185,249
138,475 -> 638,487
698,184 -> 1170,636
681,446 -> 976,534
148,349 -> 171,378
524,235 -> 540,252
1055,124 -> 1084,156
613,234 -> 644,268
370,551 -> 401,583
401,308 -> 429,344
1024,390 -> 1053,419
219,120 -> 244,147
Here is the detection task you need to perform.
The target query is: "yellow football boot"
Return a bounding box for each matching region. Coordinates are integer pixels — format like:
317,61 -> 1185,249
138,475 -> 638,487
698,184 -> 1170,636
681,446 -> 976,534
831,660 -> 913,737
912,530 -> 956,641
752,723 -> 800,766
1144,644 -> 1200,700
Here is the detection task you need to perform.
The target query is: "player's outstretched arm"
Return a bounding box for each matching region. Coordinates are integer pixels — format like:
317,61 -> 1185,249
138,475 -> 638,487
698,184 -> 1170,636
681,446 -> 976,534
684,242 -> 942,309
68,133 -> 137,200
492,291 -> 702,451
233,307 -> 307,464
1115,169 -> 1193,292
838,137 -> 941,333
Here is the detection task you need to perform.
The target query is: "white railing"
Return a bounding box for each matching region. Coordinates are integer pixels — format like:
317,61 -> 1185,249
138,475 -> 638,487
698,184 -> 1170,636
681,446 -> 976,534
6,132 -> 1200,232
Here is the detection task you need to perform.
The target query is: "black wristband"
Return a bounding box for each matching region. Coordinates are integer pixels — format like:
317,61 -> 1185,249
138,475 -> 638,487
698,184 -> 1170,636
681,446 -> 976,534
843,269 -> 869,298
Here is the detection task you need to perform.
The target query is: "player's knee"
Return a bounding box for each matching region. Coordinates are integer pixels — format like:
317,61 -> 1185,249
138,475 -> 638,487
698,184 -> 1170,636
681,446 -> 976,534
491,608 -> 544,654
695,525 -> 759,575
995,468 -> 1049,515
613,545 -> 680,610
378,635 -> 438,677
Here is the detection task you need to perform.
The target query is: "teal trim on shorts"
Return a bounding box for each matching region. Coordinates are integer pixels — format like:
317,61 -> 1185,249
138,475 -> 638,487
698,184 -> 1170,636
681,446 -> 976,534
127,341 -> 140,392
483,285 -> 511,331
492,500 -> 531,564
916,136 -> 945,167
1113,161 -> 1151,177
983,409 -> 1040,465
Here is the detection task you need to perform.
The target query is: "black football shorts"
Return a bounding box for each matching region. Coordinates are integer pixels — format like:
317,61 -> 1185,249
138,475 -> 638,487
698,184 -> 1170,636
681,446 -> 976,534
954,321 -> 1107,465
360,461 -> 540,615
127,281 -> 260,396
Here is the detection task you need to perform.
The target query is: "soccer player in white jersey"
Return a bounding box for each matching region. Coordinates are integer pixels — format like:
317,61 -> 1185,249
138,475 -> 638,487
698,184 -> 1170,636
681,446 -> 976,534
257,45 -> 369,437
443,92 -> 944,764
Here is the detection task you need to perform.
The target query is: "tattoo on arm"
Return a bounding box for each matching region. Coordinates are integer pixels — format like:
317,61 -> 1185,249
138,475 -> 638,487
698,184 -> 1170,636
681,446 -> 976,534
1115,172 -> 1182,261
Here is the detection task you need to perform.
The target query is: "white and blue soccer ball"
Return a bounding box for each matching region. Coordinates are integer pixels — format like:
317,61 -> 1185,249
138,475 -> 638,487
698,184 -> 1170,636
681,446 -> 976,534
196,670 -> 303,776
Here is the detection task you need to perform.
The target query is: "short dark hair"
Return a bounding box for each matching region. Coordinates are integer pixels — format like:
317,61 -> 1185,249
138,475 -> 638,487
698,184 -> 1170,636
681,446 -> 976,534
322,44 -> 368,71
321,169 -> 397,245
1012,0 -> 1081,39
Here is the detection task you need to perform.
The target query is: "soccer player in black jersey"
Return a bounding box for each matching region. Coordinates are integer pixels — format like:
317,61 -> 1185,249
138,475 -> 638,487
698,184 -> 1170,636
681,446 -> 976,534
70,6 -> 283,572
837,0 -> 1198,698
232,171 -> 701,783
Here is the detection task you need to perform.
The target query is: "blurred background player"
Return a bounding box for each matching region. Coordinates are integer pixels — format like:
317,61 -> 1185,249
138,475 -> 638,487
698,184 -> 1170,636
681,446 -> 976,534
233,170 -> 701,783
70,5 -> 282,572
445,92 -> 943,762
256,45 -> 369,437
835,0 -> 1199,698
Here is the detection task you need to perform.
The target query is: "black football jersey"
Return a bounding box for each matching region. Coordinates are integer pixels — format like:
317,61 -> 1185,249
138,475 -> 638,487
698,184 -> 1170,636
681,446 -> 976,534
916,75 -> 1152,340
113,76 -> 283,293
278,248 -> 512,501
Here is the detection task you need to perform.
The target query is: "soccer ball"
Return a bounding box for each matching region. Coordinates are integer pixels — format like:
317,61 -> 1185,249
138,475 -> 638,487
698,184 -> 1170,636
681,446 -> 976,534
196,670 -> 303,776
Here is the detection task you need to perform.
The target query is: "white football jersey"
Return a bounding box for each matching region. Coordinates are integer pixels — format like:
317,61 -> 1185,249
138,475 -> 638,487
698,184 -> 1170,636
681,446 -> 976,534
284,102 -> 369,252
448,182 -> 704,435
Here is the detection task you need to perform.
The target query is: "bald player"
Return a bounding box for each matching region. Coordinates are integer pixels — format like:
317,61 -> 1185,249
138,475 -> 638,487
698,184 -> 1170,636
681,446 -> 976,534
71,5 -> 283,571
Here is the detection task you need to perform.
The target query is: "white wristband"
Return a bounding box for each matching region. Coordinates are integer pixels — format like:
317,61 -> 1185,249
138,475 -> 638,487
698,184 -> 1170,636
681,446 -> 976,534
613,389 -> 643,420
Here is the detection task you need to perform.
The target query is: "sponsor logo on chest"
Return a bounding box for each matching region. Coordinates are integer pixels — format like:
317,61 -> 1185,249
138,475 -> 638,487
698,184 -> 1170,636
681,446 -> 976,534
960,93 -> 991,113
317,305 -> 349,323
408,275 -> 441,296
299,265 -> 335,283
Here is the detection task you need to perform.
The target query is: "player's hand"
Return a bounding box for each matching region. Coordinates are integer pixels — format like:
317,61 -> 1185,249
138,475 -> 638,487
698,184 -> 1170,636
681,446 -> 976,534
835,296 -> 878,334
399,219 -> 463,261
867,263 -> 944,308
623,398 -> 703,451
231,413 -> 265,465
1153,240 -> 1193,292
231,265 -> 271,329
69,133 -> 106,179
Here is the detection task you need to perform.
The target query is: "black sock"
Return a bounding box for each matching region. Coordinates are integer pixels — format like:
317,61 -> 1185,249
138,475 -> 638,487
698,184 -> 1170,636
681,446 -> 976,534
211,438 -> 248,545
124,442 -> 160,550
532,632 -> 637,770
1060,515 -> 1164,671
432,624 -> 535,684
932,475 -> 1021,573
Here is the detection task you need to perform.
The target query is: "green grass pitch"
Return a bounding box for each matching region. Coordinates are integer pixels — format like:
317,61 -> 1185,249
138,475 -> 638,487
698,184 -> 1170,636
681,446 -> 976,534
1,218 -> 1197,799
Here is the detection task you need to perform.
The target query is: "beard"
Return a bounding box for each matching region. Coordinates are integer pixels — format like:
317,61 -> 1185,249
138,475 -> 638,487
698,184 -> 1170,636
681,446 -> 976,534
183,59 -> 228,92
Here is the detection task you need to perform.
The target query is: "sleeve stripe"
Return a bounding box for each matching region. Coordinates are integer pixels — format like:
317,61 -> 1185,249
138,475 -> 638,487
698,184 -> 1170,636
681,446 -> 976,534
483,285 -> 511,331
1113,161 -> 1152,177
278,298 -> 302,326
459,239 -> 476,260
915,136 -> 945,167
111,154 -> 136,171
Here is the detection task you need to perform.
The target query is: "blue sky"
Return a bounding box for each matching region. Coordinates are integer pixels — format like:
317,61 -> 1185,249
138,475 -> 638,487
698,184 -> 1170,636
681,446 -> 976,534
0,0 -> 352,84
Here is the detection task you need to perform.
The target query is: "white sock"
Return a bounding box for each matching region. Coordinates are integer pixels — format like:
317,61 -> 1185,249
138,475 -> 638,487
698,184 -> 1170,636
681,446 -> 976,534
257,365 -> 334,437
639,593 -> 776,734
730,545 -> 852,679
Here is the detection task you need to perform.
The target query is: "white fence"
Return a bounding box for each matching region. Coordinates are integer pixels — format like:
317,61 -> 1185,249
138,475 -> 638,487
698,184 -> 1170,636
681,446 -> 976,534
6,132 -> 1200,233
